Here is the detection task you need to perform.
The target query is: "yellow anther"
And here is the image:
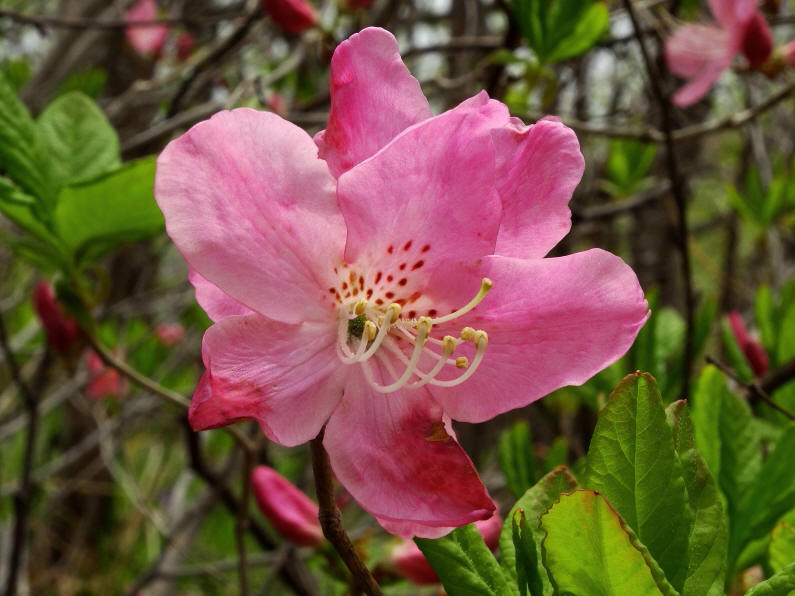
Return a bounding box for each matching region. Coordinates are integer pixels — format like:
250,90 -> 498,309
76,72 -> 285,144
473,330 -> 488,348
482,277 -> 494,290
460,327 -> 476,341
353,299 -> 368,315
442,335 -> 457,354
417,316 -> 433,332
455,356 -> 469,369
386,303 -> 402,322
430,278 -> 494,325
377,315 -> 384,327
364,320 -> 377,341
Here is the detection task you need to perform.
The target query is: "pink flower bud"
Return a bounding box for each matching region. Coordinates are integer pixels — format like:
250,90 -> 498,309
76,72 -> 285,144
125,0 -> 169,58
262,0 -> 317,34
741,12 -> 774,69
33,282 -> 81,355
176,32 -> 196,61
155,323 -> 185,346
250,466 -> 323,547
784,40 -> 795,68
85,350 -> 126,400
728,311 -> 769,377
390,509 -> 503,584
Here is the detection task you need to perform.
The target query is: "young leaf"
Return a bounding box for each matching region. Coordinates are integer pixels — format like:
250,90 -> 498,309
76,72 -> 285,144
769,523 -> 795,574
511,509 -> 543,596
52,157 -> 163,266
744,563 -> 795,596
666,400 -> 729,596
540,490 -> 678,596
498,420 -> 537,498
499,466 -> 578,596
586,372 -> 692,591
37,91 -> 120,187
415,523 -> 516,596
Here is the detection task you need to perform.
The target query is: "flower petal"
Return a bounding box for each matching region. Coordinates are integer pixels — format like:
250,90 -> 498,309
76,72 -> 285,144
155,109 -> 345,324
670,48 -> 733,107
709,0 -> 758,29
492,117 -> 584,258
189,313 -> 347,446
665,24 -> 730,79
426,250 -> 649,423
315,27 -> 432,178
337,95 -> 503,280
189,269 -> 252,322
323,366 -> 495,537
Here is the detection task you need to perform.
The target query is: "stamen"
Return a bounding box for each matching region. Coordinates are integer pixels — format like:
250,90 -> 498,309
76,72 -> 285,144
430,330 -> 488,387
352,299 -> 368,315
366,317 -> 432,393
358,303 -> 401,361
455,356 -> 468,368
430,278 -> 493,325
407,335 -> 457,389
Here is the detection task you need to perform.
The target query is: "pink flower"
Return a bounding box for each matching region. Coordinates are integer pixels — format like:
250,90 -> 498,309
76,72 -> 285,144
666,0 -> 773,106
250,466 -> 324,546
155,323 -> 186,346
390,508 -> 502,584
125,0 -> 169,58
33,282 -> 81,356
262,0 -> 317,34
783,40 -> 795,67
728,311 -> 769,377
155,27 -> 648,538
85,351 -> 126,400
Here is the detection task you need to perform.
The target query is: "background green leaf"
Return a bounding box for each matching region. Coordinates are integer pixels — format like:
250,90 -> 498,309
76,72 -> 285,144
498,420 -> 537,499
769,523 -> 795,574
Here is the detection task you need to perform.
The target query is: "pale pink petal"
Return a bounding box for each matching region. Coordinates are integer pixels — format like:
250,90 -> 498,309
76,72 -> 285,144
323,366 -> 495,538
492,117 -> 584,258
189,313 -> 347,446
125,0 -> 169,57
315,27 -> 432,177
671,50 -> 733,106
336,96 -> 503,302
188,269 -> 252,322
666,24 -> 730,79
710,0 -> 759,28
425,250 -> 649,423
155,109 -> 345,324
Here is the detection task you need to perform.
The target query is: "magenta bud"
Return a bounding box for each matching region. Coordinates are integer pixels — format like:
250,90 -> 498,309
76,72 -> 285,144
728,311 -> 769,377
155,322 -> 185,346
390,509 -> 502,584
262,0 -> 317,34
250,466 -> 323,547
85,350 -> 126,400
741,12 -> 774,69
33,281 -> 82,355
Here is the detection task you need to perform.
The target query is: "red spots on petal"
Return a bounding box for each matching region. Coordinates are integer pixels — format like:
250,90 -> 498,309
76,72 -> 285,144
349,271 -> 356,283
375,298 -> 384,305
428,309 -> 437,316
387,275 -> 393,282
387,245 -> 394,254
398,278 -> 407,286
408,310 -> 417,319
353,288 -> 359,296
412,260 -> 424,270
374,271 -> 382,284
395,298 -> 406,306
333,267 -> 338,274
408,292 -> 421,303
399,263 -> 406,271
403,240 -> 413,251
421,244 -> 430,253
328,288 -> 335,294
385,292 -> 395,299
342,282 -> 348,290
366,289 -> 373,299
358,275 -> 364,290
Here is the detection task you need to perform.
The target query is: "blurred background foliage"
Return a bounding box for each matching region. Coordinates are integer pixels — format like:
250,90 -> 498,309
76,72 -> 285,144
0,0 -> 794,594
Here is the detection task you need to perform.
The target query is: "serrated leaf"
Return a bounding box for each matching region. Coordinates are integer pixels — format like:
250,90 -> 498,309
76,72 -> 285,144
586,372 -> 692,591
415,523 -> 515,596
499,466 -> 578,596
665,400 -> 728,596
498,420 -> 537,499
769,523 -> 795,574
0,72 -> 55,206
37,91 -> 120,187
52,157 -> 163,266
744,563 -> 795,596
540,490 -> 678,596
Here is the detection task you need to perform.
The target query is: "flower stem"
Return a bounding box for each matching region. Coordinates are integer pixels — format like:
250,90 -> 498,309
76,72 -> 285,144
310,429 -> 382,596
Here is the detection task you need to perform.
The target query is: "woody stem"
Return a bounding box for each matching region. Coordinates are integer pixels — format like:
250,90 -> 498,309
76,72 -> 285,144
310,429 -> 383,596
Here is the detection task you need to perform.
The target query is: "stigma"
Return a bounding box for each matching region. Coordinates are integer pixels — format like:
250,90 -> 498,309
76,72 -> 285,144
335,278 -> 492,393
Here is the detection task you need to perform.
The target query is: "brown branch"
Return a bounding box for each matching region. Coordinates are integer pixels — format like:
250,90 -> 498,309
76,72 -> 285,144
310,430 -> 382,596
623,0 -> 695,398
0,314 -> 52,596
572,182 -> 671,223
706,356 -> 795,422
0,8 -> 245,29
236,449 -> 254,596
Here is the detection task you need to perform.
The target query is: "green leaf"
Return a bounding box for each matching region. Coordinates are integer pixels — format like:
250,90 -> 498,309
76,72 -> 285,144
415,523 -> 516,596
37,92 -> 120,187
512,509 -> 543,596
52,157 -> 163,266
499,466 -> 578,596
0,72 -> 55,206
744,563 -> 795,596
546,1 -> 608,62
540,490 -> 678,596
721,318 -> 754,383
769,523 -> 795,574
498,420 -> 537,499
541,437 -> 568,474
665,400 -> 728,596
54,68 -> 108,100
755,285 -> 776,356
586,372 -> 692,591
733,427 -> 795,560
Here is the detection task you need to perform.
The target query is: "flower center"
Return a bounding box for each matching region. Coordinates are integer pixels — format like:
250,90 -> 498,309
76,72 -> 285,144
334,276 -> 492,393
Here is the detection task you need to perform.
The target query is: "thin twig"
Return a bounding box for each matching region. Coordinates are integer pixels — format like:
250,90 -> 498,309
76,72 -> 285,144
310,429 -> 382,596
706,356 -> 795,422
622,0 -> 695,399
0,8 -> 244,29
572,182 -> 671,223
236,448 -> 254,596
0,314 -> 51,596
